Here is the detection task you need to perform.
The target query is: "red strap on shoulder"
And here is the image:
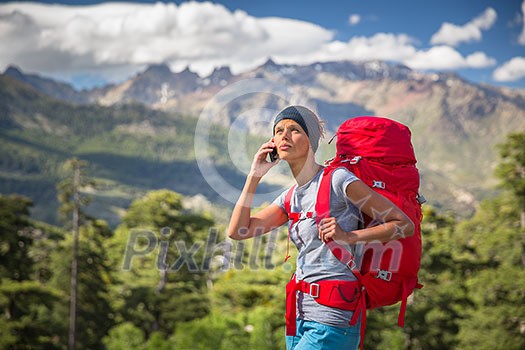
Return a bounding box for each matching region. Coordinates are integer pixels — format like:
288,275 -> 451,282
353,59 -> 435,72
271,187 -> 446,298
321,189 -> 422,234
315,167 -> 363,279
315,167 -> 333,222
284,185 -> 296,214
283,185 -> 297,262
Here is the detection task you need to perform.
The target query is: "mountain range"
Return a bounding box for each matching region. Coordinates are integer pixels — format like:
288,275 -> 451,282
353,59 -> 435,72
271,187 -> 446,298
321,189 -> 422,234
2,59 -> 524,225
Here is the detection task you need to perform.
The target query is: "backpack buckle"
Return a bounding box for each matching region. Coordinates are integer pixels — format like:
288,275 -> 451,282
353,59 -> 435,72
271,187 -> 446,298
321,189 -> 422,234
346,259 -> 357,271
349,156 -> 362,164
376,269 -> 392,281
324,157 -> 335,166
309,283 -> 320,298
299,211 -> 314,220
372,180 -> 385,189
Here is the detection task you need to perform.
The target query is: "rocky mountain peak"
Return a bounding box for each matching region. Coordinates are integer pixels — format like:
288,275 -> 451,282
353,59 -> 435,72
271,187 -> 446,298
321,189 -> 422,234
2,65 -> 90,103
137,63 -> 174,80
208,66 -> 232,79
257,58 -> 282,73
4,65 -> 24,78
205,66 -> 233,86
174,66 -> 200,80
262,57 -> 278,67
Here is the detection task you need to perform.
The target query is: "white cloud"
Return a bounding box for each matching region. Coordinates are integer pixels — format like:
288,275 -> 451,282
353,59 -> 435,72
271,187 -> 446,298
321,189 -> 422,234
403,46 -> 496,70
348,14 -> 360,26
431,7 -> 497,47
470,7 -> 498,30
0,2 -> 499,86
281,33 -> 416,65
519,1 -> 525,45
493,57 -> 525,82
465,51 -> 497,68
0,2 -> 333,79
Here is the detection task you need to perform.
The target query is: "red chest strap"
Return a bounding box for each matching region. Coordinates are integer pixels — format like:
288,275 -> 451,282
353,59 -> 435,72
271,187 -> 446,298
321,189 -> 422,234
283,185 -> 314,261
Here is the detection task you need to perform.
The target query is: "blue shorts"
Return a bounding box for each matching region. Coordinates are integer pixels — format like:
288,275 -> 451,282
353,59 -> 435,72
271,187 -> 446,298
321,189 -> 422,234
286,318 -> 360,350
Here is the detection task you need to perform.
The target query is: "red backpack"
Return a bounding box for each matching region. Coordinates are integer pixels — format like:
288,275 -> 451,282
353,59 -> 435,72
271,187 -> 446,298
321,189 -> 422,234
284,116 -> 424,349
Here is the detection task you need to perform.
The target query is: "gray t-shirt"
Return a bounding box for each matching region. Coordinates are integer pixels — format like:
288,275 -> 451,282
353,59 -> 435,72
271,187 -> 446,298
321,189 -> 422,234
273,167 -> 362,328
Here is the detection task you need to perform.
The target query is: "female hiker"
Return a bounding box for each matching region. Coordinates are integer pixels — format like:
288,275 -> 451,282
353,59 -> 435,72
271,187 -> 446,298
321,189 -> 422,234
227,105 -> 414,350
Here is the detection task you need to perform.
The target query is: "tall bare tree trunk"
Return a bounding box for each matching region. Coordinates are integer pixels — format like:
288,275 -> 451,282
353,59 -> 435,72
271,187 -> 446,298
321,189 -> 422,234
68,163 -> 80,350
520,206 -> 525,230
521,205 -> 525,268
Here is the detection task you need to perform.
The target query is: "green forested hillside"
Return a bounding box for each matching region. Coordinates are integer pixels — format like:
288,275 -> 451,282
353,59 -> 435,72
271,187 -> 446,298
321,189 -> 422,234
0,75 -> 279,226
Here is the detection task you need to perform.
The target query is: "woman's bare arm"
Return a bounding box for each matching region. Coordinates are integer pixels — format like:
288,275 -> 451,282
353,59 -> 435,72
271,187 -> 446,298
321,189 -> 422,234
227,140 -> 288,240
227,175 -> 288,240
318,180 -> 414,244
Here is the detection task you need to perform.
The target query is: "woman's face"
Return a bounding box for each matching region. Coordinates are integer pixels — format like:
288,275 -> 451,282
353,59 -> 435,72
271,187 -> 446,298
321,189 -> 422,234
273,119 -> 310,161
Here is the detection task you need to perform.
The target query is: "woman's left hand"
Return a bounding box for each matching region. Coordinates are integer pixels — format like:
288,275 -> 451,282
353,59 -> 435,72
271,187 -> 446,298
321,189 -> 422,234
318,217 -> 356,244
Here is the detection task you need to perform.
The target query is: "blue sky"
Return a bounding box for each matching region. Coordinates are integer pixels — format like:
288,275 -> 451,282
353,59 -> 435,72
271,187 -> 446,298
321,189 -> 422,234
1,0 -> 524,89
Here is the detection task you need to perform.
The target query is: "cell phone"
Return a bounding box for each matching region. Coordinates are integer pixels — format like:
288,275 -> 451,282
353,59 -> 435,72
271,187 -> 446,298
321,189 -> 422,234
269,147 -> 278,162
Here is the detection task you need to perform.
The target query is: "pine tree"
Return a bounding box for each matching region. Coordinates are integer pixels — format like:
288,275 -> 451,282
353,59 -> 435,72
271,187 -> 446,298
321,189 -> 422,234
0,195 -> 62,349
495,132 -> 525,267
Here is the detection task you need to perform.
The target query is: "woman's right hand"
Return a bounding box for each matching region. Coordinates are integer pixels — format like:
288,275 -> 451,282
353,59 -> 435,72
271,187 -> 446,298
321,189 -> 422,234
249,139 -> 280,178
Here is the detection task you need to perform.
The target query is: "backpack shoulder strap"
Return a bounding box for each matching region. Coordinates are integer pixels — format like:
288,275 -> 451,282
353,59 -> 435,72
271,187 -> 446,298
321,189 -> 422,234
283,185 -> 296,262
314,167 -> 333,222
284,185 -> 296,215
315,167 -> 363,278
